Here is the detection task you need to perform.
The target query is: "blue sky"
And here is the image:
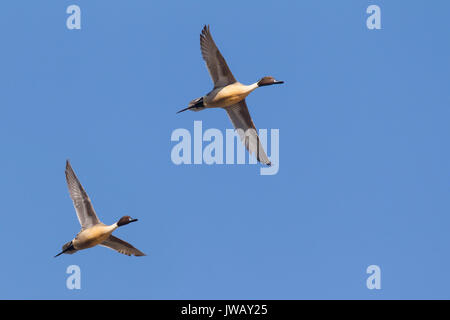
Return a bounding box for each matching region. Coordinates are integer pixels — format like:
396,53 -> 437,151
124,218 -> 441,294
0,0 -> 449,299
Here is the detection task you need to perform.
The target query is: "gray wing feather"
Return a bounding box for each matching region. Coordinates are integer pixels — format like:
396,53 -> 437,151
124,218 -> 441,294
200,25 -> 236,88
65,160 -> 100,229
225,100 -> 271,165
100,235 -> 146,257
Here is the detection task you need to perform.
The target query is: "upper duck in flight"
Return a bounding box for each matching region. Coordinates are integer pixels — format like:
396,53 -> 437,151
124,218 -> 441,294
177,25 -> 283,166
55,160 -> 145,257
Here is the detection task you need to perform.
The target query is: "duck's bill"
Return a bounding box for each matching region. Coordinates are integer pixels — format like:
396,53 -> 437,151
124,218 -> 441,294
273,80 -> 284,84
130,218 -> 138,223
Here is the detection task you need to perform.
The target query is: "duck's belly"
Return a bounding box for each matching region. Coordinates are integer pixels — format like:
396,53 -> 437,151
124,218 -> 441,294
73,225 -> 113,250
205,84 -> 251,108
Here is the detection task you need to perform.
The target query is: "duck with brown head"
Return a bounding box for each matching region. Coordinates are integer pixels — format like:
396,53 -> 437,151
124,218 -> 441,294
117,216 -> 138,227
177,25 -> 284,166
257,76 -> 284,87
55,161 -> 146,257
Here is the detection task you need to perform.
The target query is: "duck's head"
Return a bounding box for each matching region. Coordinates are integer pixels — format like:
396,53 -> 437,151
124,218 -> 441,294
257,76 -> 284,87
117,215 -> 138,227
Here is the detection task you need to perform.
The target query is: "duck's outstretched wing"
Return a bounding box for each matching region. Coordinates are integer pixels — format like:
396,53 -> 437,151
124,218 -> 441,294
225,100 -> 271,166
200,25 -> 236,88
65,160 -> 101,229
100,235 -> 146,257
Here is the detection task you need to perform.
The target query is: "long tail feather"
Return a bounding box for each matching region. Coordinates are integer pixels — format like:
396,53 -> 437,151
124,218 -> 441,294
177,97 -> 205,114
54,241 -> 76,257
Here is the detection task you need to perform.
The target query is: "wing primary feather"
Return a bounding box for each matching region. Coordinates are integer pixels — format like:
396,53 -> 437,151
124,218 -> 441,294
225,101 -> 271,165
65,160 -> 100,229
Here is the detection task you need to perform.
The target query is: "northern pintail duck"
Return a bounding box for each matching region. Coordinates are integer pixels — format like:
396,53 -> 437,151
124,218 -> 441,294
177,25 -> 283,165
55,161 -> 145,257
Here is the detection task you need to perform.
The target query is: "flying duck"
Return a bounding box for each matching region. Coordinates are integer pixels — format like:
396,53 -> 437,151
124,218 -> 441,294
177,25 -> 283,166
55,161 -> 145,257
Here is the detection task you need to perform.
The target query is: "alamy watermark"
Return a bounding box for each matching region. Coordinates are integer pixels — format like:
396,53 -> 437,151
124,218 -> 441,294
366,265 -> 381,290
66,265 -> 81,290
66,5 -> 81,30
170,121 -> 279,175
366,5 -> 381,30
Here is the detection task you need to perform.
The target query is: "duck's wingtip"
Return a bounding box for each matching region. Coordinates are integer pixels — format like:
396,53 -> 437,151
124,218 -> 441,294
258,158 -> 272,167
135,253 -> 146,257
201,24 -> 210,34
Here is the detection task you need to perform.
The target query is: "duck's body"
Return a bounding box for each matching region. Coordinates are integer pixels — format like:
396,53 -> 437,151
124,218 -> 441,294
178,25 -> 283,166
55,161 -> 145,257
72,223 -> 117,250
203,82 -> 258,109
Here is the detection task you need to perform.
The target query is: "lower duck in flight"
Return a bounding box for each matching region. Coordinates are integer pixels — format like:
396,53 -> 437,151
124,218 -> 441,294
177,25 -> 284,166
55,160 -> 145,257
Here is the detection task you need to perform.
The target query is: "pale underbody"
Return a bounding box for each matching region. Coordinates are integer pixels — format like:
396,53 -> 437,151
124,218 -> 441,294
73,223 -> 118,250
204,82 -> 258,108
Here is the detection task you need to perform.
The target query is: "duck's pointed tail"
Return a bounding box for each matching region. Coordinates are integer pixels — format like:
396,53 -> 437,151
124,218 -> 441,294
54,241 -> 77,257
177,97 -> 205,114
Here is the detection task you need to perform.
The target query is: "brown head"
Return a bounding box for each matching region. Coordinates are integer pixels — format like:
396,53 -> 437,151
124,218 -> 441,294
117,215 -> 138,227
257,76 -> 284,87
